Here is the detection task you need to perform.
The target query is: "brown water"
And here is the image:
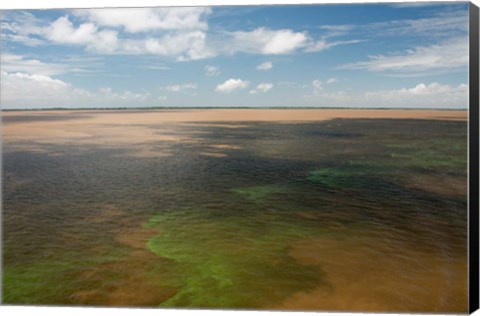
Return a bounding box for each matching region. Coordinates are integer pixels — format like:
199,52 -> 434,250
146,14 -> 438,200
2,109 -> 468,312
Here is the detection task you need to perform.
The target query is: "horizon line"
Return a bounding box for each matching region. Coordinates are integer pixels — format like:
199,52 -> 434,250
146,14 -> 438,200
1,106 -> 469,111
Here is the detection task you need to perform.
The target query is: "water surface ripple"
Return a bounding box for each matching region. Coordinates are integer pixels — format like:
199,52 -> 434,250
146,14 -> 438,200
2,116 -> 467,312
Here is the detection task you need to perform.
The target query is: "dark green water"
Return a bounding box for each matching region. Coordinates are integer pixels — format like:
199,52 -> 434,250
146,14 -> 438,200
2,117 -> 468,312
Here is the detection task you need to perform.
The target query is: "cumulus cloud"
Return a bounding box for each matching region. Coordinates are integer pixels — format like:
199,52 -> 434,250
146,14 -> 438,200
164,83 -> 197,92
42,16 -> 213,60
361,82 -> 468,108
256,61 -> 273,70
365,82 -> 468,99
2,8 -> 215,61
3,9 -> 362,61
139,31 -> 214,60
226,27 -> 357,56
1,70 -> 151,108
326,78 -> 338,84
302,82 -> 468,108
215,78 -> 249,93
249,83 -> 273,94
205,65 -> 220,76
44,16 -> 119,53
228,28 -> 308,55
339,36 -> 468,75
1,70 -> 83,106
74,7 -> 211,33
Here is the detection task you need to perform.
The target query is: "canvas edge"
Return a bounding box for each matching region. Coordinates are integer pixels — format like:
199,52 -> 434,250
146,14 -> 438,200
469,1 -> 480,314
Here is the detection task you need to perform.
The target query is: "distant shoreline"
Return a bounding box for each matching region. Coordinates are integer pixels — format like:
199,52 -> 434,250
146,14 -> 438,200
2,108 -> 467,126
1,107 -> 469,112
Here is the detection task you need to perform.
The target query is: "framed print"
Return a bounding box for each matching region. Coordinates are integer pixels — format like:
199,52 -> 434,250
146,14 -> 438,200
1,0 -> 479,314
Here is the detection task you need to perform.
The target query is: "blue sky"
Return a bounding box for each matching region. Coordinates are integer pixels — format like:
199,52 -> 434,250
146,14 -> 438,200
0,2 -> 470,109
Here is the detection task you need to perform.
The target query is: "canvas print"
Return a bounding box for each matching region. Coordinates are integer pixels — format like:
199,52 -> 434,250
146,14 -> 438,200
0,1 -> 475,313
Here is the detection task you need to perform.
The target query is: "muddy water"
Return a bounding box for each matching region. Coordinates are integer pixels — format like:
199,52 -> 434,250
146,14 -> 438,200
2,111 -> 468,312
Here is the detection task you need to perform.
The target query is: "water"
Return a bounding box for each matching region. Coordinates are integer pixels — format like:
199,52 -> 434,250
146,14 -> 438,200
2,116 -> 468,312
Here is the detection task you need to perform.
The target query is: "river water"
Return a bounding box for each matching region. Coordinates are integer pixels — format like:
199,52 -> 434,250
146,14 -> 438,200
2,115 -> 468,312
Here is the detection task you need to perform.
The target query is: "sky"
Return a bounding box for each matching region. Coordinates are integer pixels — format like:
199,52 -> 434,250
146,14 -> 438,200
0,1 -> 471,109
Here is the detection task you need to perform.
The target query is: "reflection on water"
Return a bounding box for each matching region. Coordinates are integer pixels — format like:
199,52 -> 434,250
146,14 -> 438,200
2,117 -> 467,312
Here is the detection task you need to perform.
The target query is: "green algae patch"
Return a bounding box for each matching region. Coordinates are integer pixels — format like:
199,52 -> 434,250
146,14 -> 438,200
389,150 -> 466,170
232,185 -> 287,202
306,166 -> 381,190
385,136 -> 467,172
3,261 -> 79,305
308,134 -> 467,191
144,209 -> 327,308
307,168 -> 354,189
3,249 -> 131,305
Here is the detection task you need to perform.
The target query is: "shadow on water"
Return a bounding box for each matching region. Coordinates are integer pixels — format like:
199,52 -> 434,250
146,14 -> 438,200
2,118 -> 468,311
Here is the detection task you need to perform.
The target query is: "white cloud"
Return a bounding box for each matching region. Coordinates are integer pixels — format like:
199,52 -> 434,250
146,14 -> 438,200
320,24 -> 355,34
278,81 -> 308,89
205,65 -> 220,76
74,7 -> 211,33
1,31 -> 45,47
1,11 -> 45,46
312,79 -> 323,93
145,64 -> 170,70
310,78 -> 339,95
97,87 -> 150,101
305,39 -> 362,52
226,28 -> 358,56
215,78 -> 249,93
249,83 -> 273,94
1,70 -> 84,106
302,82 -> 468,108
390,2 -> 447,8
371,10 -> 468,38
140,31 -> 214,61
228,28 -> 308,55
1,54 -> 71,76
339,36 -> 468,75
320,9 -> 467,40
1,54 -> 103,78
256,61 -> 273,70
362,82 -> 468,108
158,96 -> 167,101
165,83 -> 197,92
3,9 -> 213,61
3,10 -> 362,61
44,16 -> 119,53
61,8 -> 213,60
366,82 -> 468,98
1,70 -> 151,108
42,16 -> 213,60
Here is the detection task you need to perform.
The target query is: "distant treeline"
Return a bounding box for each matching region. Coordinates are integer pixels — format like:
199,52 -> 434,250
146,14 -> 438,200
1,106 -> 467,111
